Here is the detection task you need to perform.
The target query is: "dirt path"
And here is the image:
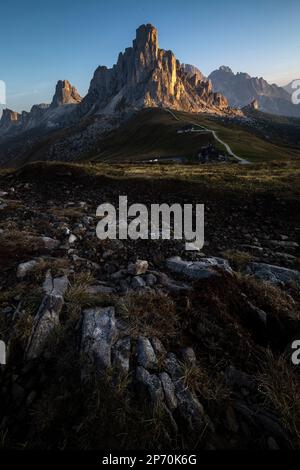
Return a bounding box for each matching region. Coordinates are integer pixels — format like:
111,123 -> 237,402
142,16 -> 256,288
166,108 -> 250,164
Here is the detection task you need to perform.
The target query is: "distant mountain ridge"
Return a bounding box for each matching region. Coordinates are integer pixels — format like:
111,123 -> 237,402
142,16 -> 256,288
0,80 -> 82,137
209,66 -> 300,117
79,24 -> 231,116
0,24 -> 235,141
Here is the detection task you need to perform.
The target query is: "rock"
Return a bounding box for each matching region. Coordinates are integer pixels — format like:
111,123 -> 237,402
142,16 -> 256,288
180,347 -> 197,365
41,237 -> 60,250
119,279 -> 131,293
128,260 -> 149,276
26,273 -> 68,360
68,234 -> 77,244
270,240 -> 299,250
246,300 -> 268,326
164,353 -> 207,431
82,24 -> 230,117
150,337 -> 167,358
17,260 -> 38,279
267,437 -> 280,450
43,270 -> 69,296
225,366 -> 257,391
246,262 -> 300,286
131,276 -> 146,289
110,269 -> 126,280
50,79 -> 82,108
151,270 -> 191,293
112,336 -> 131,375
145,273 -> 157,286
275,252 -> 296,261
239,244 -> 263,255
136,366 -> 164,404
166,256 -> 232,280
136,336 -> 158,370
81,306 -> 117,372
159,372 -> 178,411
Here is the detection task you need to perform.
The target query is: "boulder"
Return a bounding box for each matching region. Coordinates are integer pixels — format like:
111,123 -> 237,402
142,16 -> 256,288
112,336 -> 131,375
17,260 -> 38,279
41,237 -> 60,250
136,336 -> 158,370
136,366 -> 164,404
246,262 -> 300,286
128,260 -> 149,276
159,372 -> 178,411
164,353 -> 206,431
81,306 -> 117,372
26,273 -> 68,359
131,276 -> 146,289
166,256 -> 232,280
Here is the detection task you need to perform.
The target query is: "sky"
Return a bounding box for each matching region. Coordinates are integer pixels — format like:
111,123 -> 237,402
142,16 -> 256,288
1,0 -> 299,112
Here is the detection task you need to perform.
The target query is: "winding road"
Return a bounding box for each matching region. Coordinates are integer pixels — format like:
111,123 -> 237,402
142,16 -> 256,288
166,108 -> 250,165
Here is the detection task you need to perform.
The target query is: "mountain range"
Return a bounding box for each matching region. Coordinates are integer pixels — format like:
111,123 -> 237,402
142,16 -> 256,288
209,66 -> 300,117
0,24 -> 235,140
0,23 -> 299,166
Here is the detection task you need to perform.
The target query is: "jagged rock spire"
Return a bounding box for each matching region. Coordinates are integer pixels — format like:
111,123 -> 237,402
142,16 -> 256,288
51,80 -> 82,108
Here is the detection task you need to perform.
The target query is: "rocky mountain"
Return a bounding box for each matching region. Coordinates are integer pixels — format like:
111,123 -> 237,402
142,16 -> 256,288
0,24 -> 232,141
0,24 -> 237,166
0,80 -> 82,137
209,66 -> 300,117
179,63 -> 204,81
50,80 -> 82,108
79,24 -> 230,116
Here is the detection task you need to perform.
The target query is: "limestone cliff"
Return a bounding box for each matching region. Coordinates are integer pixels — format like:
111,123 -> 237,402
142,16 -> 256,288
81,24 -> 230,115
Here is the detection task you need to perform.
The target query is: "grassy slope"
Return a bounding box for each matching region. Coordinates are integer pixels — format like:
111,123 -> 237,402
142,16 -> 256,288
90,108 -> 300,163
9,159 -> 300,200
90,108 -> 216,162
175,111 -> 300,162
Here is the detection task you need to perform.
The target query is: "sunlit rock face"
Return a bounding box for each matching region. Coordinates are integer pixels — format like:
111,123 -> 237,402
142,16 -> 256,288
50,80 -> 82,108
81,24 -> 230,115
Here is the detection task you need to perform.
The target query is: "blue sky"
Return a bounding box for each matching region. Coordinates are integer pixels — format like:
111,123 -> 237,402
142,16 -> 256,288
1,0 -> 299,112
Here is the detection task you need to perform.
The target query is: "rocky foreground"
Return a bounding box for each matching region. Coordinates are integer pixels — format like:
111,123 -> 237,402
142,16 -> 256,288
0,162 -> 300,450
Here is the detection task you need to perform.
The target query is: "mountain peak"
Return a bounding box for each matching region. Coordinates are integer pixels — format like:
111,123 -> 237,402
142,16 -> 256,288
51,80 -> 82,108
82,24 -> 232,115
135,23 -> 158,48
219,66 -> 233,74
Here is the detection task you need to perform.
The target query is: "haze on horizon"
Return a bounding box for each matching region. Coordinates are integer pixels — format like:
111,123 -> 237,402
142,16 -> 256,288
1,0 -> 299,113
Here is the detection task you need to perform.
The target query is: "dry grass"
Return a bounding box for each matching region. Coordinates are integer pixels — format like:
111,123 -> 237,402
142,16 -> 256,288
179,360 -> 231,402
64,272 -> 115,320
27,258 -> 69,284
238,274 -> 299,320
117,290 -> 179,343
0,230 -> 44,266
257,350 -> 300,447
50,207 -> 85,220
222,249 -> 254,270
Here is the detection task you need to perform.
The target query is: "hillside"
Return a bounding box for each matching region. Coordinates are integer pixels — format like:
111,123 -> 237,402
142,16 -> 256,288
1,160 -> 300,450
90,108 -> 300,163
